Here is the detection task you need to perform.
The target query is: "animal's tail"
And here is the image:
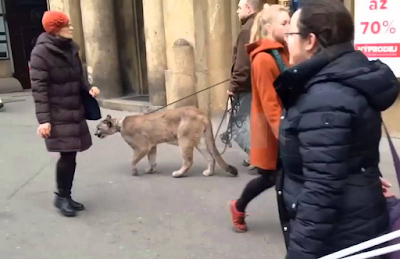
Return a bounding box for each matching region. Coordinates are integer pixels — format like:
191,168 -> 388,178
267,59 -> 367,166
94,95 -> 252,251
204,119 -> 238,176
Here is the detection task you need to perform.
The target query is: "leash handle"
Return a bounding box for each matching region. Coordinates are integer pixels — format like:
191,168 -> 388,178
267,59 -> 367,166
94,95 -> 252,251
382,121 -> 400,192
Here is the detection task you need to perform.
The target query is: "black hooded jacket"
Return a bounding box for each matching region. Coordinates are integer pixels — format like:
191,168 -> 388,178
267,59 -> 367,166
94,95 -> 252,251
30,32 -> 92,152
274,42 -> 399,259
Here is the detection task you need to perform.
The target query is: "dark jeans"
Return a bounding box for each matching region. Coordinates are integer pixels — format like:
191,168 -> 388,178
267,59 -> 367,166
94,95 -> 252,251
56,152 -> 77,198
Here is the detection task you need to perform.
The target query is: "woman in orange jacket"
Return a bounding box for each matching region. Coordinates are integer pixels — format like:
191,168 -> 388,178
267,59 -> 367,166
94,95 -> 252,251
228,4 -> 290,233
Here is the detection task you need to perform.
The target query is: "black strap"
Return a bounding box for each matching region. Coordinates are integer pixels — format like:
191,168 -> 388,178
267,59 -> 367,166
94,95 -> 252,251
382,121 -> 400,190
265,49 -> 288,73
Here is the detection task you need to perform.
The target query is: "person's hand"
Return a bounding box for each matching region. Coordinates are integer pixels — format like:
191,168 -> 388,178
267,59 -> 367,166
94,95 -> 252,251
227,90 -> 234,96
37,123 -> 51,139
381,177 -> 395,198
89,86 -> 100,98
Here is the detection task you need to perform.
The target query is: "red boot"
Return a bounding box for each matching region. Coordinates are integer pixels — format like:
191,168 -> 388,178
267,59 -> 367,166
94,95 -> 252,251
227,200 -> 247,233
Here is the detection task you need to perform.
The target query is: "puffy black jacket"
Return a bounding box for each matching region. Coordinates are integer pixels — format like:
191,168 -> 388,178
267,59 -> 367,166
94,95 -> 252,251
30,33 -> 92,152
274,42 -> 399,259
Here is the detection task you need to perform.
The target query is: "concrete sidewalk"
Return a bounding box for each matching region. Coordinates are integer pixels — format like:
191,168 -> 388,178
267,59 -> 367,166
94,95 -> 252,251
0,92 -> 399,259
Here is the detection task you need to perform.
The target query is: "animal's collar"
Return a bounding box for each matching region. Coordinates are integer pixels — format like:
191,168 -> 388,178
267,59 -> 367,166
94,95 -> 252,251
116,117 -> 125,132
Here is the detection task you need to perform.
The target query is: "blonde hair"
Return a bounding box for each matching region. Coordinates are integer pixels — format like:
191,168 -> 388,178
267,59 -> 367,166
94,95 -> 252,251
249,4 -> 288,43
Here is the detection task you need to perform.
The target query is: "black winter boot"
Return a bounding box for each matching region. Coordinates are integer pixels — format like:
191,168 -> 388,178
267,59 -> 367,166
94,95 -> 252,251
68,198 -> 85,211
54,193 -> 76,217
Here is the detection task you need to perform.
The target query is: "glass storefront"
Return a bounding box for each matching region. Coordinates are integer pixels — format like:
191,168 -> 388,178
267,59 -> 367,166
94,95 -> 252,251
0,0 -> 10,59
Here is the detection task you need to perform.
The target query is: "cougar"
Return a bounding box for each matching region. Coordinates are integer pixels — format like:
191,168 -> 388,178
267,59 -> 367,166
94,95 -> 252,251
94,106 -> 238,178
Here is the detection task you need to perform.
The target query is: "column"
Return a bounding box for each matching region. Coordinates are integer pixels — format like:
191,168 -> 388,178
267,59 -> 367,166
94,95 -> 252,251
80,0 -> 122,99
63,0 -> 85,62
194,0 -> 211,116
48,0 -> 64,11
231,0 -> 241,48
207,0 -> 233,116
165,39 -> 197,109
143,0 -> 168,106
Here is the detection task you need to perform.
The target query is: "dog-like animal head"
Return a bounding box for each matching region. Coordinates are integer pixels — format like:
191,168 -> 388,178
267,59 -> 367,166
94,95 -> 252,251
94,115 -> 120,139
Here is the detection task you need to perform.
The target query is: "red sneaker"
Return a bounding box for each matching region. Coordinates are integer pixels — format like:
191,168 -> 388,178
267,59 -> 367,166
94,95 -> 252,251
227,200 -> 247,233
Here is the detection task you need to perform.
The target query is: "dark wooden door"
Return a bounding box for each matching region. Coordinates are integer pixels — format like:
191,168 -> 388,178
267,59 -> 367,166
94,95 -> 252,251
133,0 -> 148,95
4,0 -> 47,89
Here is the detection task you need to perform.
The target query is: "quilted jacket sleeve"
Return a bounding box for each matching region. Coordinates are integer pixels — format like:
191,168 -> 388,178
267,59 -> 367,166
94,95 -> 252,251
30,47 -> 50,124
286,84 -> 356,259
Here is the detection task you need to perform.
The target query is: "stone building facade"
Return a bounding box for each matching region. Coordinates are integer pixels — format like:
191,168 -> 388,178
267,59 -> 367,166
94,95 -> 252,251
47,0 -> 275,116
44,0 -> 363,117
0,0 -> 399,135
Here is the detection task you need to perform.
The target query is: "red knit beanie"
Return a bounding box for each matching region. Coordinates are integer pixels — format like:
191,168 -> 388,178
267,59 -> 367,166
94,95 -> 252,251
42,11 -> 70,35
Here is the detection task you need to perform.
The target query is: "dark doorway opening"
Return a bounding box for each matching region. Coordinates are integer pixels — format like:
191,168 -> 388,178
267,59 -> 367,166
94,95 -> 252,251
114,0 -> 148,98
133,0 -> 148,96
4,0 -> 48,89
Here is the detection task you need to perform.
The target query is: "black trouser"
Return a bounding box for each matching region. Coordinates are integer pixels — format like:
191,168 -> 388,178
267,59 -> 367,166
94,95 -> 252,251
56,152 -> 77,198
236,168 -> 278,213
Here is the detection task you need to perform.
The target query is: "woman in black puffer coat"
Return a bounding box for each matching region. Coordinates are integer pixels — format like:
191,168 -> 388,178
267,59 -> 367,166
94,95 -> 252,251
30,11 -> 100,217
275,1 -> 400,258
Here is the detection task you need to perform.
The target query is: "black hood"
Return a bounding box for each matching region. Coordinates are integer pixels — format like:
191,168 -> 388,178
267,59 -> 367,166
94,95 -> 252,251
275,42 -> 400,111
35,32 -> 55,45
34,32 -> 79,55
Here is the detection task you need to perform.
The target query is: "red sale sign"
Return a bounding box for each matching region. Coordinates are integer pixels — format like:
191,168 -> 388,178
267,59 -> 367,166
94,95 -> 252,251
354,43 -> 400,58
354,0 -> 400,77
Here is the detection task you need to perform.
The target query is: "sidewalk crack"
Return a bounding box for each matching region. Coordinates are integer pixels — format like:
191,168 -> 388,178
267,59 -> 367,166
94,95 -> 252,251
7,158 -> 56,200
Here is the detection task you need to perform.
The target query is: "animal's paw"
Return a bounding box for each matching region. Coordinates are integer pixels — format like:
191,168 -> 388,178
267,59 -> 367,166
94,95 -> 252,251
146,167 -> 156,174
203,169 -> 214,177
132,168 -> 139,176
172,171 -> 183,178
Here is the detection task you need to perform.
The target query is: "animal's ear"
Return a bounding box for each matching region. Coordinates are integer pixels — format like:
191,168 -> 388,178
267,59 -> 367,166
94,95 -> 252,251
106,115 -> 112,119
